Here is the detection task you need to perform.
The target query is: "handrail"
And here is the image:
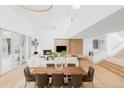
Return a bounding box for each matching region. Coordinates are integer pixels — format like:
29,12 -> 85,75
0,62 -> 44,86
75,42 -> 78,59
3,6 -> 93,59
112,41 -> 124,49
92,41 -> 124,56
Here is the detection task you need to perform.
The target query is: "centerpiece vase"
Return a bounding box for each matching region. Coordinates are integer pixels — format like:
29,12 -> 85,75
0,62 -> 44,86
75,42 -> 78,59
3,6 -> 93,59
55,56 -> 63,71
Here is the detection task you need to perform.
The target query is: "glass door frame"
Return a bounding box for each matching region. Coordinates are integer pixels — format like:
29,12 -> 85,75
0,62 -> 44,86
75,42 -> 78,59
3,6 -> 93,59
0,28 -> 30,74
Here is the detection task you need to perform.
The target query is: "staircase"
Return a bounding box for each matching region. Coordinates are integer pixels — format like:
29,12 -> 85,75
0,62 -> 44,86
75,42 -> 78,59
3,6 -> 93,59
98,60 -> 124,78
114,48 -> 124,59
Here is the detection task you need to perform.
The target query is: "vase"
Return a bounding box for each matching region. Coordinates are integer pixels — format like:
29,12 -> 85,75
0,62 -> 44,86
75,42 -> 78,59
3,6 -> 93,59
55,56 -> 63,71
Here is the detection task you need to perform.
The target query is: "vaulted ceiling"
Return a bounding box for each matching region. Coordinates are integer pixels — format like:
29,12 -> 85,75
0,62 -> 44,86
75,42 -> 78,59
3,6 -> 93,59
9,5 -> 77,30
7,5 -> 124,38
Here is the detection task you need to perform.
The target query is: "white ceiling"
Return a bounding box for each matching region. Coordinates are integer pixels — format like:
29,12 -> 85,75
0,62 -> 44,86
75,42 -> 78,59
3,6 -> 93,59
7,5 -> 124,39
8,5 -> 76,28
66,5 -> 124,38
74,7 -> 124,38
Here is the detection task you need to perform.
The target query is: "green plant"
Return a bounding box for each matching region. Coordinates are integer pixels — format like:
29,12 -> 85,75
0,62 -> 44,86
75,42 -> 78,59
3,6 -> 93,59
48,51 -> 67,59
48,51 -> 57,59
60,51 -> 67,57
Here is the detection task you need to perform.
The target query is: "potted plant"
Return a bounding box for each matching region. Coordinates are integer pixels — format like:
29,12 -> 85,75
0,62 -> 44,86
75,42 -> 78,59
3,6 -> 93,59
48,51 -> 67,71
31,38 -> 39,53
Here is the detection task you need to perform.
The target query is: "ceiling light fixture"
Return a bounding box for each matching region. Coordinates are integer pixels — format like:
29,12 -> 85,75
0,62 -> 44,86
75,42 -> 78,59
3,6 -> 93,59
42,12 -> 56,31
21,5 -> 53,12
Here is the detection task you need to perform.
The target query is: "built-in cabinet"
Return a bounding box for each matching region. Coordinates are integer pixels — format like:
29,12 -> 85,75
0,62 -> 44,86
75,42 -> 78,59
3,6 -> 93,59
54,39 -> 83,57
69,39 -> 83,56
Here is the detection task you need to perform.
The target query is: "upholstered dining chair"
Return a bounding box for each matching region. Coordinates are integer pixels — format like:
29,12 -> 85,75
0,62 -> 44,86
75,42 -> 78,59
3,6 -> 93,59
51,73 -> 64,88
24,66 -> 36,88
82,66 -> 95,87
47,64 -> 55,67
47,64 -> 55,80
35,73 -> 49,88
68,74 -> 83,88
67,63 -> 76,67
67,63 -> 76,81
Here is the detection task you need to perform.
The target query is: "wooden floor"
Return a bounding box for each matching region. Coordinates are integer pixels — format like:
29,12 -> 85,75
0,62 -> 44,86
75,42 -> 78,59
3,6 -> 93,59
0,59 -> 124,88
98,60 -> 124,78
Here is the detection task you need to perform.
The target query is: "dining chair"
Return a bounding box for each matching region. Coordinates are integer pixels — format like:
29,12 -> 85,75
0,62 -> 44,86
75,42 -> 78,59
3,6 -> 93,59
47,64 -> 55,67
67,63 -> 76,67
67,63 -> 76,81
35,73 -> 49,88
24,66 -> 36,88
68,74 -> 83,88
51,73 -> 64,88
47,64 -> 55,80
82,66 -> 95,87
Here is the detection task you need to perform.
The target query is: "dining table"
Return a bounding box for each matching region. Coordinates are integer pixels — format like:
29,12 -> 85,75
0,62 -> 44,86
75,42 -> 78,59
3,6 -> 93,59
30,67 -> 86,75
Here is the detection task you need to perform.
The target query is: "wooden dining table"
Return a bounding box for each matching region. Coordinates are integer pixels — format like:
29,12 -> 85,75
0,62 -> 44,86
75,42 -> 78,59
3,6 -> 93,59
31,67 -> 86,75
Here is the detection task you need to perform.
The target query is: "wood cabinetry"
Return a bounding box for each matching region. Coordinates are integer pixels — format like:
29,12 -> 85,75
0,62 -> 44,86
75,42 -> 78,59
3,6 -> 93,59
69,39 -> 83,56
54,39 -> 69,54
54,39 -> 83,56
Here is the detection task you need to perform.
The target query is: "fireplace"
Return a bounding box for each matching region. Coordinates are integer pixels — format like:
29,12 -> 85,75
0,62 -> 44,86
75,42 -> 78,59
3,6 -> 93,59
56,46 -> 67,52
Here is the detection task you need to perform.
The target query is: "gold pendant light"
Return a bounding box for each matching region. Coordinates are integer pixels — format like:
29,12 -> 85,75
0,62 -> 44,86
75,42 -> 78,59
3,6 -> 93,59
21,5 -> 53,12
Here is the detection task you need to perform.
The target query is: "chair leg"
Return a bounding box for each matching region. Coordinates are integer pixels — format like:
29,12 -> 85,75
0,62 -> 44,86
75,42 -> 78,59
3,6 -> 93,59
24,81 -> 27,88
81,82 -> 84,88
89,82 -> 90,86
92,82 -> 94,88
34,82 -> 37,88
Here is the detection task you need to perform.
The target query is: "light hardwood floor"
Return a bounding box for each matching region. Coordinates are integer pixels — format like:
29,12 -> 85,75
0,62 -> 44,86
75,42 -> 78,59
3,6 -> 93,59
0,60 -> 124,88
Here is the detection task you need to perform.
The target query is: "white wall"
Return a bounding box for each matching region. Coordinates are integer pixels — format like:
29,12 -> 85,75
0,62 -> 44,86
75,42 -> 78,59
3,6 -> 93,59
83,32 -> 124,63
35,16 -> 71,54
83,35 -> 108,63
106,33 -> 124,56
83,38 -> 93,58
0,6 -> 33,36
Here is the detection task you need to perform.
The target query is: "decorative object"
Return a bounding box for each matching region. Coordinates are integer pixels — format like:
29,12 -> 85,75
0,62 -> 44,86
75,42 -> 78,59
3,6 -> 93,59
31,38 -> 39,52
48,51 -> 67,71
21,5 -> 53,12
48,51 -> 67,59
55,56 -> 63,71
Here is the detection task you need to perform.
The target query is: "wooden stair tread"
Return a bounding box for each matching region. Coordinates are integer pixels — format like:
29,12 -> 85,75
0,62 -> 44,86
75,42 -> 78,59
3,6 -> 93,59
98,61 -> 124,78
102,60 -> 124,72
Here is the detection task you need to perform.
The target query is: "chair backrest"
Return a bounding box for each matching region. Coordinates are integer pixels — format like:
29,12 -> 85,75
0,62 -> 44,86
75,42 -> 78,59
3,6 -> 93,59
52,73 -> 64,87
24,66 -> 36,82
67,63 -> 76,67
47,64 -> 55,67
24,67 -> 30,80
87,66 -> 95,81
71,55 -> 78,57
70,74 -> 83,88
35,73 -> 48,88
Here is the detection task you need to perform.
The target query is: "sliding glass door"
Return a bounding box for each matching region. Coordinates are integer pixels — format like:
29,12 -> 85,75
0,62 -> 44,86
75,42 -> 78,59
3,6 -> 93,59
12,33 -> 26,67
1,30 -> 13,73
0,28 -> 27,74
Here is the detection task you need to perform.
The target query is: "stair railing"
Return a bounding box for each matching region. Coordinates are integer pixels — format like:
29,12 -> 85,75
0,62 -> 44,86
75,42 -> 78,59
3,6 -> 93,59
112,41 -> 124,49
